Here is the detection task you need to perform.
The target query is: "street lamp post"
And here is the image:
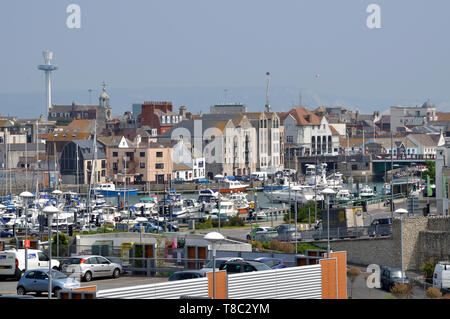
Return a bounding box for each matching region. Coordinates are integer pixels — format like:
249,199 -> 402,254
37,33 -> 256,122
395,208 -> 408,283
321,188 -> 336,256
43,205 -> 60,299
51,190 -> 63,260
19,191 -> 34,272
204,232 -> 225,299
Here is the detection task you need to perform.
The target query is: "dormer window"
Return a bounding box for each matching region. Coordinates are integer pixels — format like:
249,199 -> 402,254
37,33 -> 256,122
161,116 -> 166,124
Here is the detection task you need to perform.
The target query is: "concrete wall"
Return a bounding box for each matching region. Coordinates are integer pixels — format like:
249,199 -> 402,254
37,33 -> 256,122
317,237 -> 394,269
75,232 -> 163,252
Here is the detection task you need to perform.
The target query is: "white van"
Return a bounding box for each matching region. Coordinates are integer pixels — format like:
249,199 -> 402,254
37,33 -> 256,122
0,249 -> 60,280
433,261 -> 450,291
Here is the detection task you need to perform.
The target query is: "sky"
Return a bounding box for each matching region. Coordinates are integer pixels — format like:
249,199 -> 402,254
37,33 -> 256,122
0,0 -> 450,117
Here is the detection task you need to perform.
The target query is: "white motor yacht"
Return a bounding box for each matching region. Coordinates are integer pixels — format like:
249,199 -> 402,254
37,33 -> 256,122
359,185 -> 375,198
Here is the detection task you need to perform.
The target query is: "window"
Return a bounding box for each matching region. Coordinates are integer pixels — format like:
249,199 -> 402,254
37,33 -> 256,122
140,162 -> 145,169
86,257 -> 99,264
38,252 -> 49,261
155,163 -> 164,169
35,271 -> 48,280
287,136 -> 293,143
113,152 -> 118,157
101,160 -> 106,169
244,265 -> 256,272
25,271 -> 36,279
140,152 -> 145,157
113,162 -> 118,170
98,257 -> 110,265
156,152 -> 163,158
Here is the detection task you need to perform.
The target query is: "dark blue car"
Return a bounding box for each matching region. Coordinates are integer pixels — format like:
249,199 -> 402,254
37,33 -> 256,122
0,230 -> 13,238
254,257 -> 287,269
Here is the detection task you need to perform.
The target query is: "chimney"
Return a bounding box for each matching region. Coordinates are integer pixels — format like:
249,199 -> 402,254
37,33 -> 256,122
179,106 -> 187,118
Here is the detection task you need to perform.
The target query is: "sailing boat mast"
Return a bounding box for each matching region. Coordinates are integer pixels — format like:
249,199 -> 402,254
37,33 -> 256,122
86,120 -> 97,232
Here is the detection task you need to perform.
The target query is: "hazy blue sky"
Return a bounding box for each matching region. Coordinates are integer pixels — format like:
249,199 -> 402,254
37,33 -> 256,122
1,0 -> 449,116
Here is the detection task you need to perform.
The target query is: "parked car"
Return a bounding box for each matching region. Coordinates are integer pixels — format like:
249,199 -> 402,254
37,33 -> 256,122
16,269 -> 80,296
433,261 -> 450,291
0,230 -> 13,238
61,255 -> 122,282
246,227 -> 277,240
168,270 -> 206,281
368,218 -> 392,237
201,257 -> 244,274
157,221 -> 179,232
219,260 -> 272,273
254,257 -> 287,269
380,266 -> 409,291
275,224 -> 291,233
132,222 -> 163,233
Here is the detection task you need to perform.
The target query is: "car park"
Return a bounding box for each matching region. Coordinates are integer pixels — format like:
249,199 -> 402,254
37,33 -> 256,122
254,257 -> 287,269
219,260 -> 272,273
168,270 -> 206,281
0,249 -> 60,280
380,266 -> 409,291
61,255 -> 122,282
16,269 -> 80,296
201,257 -> 244,273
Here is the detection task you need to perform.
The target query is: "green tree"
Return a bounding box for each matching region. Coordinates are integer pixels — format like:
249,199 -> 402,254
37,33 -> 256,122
422,161 -> 435,185
51,233 -> 69,257
421,258 -> 437,283
284,201 -> 321,223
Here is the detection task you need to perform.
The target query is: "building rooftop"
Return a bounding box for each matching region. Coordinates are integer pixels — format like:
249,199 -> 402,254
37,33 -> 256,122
279,107 -> 322,126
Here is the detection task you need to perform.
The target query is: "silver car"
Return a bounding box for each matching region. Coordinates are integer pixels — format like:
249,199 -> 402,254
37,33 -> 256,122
61,255 -> 122,282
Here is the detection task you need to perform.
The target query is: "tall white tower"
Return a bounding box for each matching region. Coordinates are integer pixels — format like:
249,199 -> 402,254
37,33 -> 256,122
38,50 -> 58,119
